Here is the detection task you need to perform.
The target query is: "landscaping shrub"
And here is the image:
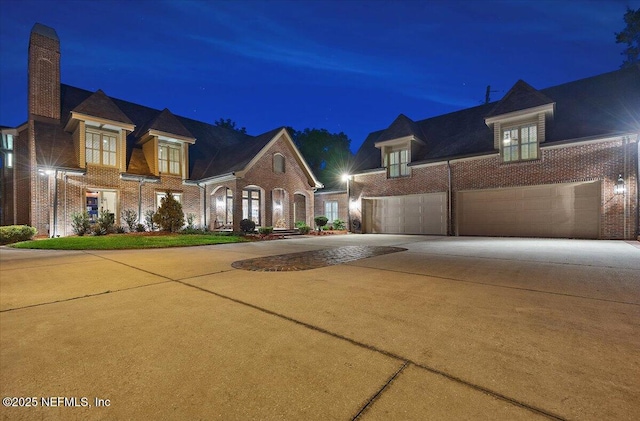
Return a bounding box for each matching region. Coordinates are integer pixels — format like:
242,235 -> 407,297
239,218 -> 256,234
298,225 -> 311,234
145,210 -> 158,231
0,225 -> 37,245
153,192 -> 185,232
295,221 -> 307,229
71,211 -> 91,236
258,226 -> 273,235
136,223 -> 146,232
186,213 -> 197,230
332,218 -> 346,230
121,209 -> 138,232
115,225 -> 126,234
314,215 -> 328,231
95,210 -> 115,235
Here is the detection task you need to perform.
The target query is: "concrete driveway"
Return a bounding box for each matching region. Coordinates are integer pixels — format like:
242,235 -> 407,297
1,235 -> 639,420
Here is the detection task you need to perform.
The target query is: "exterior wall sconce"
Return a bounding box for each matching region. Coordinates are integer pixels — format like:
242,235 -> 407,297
614,174 -> 625,195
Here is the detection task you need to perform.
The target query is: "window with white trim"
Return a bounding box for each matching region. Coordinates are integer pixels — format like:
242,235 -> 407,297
159,144 -> 181,175
156,192 -> 182,209
86,130 -> 117,166
385,149 -> 410,178
502,123 -> 538,162
325,201 -> 338,222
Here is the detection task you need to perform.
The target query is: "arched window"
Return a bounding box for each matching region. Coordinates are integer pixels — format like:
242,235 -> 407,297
273,153 -> 285,173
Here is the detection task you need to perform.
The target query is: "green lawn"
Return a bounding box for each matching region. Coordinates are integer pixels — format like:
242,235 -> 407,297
10,233 -> 247,250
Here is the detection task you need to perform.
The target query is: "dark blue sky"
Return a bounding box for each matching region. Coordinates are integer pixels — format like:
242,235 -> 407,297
1,0 -> 638,152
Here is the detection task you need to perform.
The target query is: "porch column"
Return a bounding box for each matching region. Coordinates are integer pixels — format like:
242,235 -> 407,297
232,187 -> 243,232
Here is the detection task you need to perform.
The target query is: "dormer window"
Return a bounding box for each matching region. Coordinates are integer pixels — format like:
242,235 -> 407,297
86,129 -> 117,166
501,123 -> 538,162
385,148 -> 410,178
159,143 -> 181,175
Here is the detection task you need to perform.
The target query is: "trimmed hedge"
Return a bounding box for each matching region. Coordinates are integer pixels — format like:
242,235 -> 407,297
0,225 -> 38,245
258,226 -> 274,235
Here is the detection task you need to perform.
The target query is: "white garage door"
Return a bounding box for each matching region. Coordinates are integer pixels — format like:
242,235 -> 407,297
364,193 -> 447,235
457,181 -> 601,239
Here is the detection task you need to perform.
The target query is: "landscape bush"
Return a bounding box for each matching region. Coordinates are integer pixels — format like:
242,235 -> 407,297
258,226 -> 274,235
297,225 -> 311,234
71,211 -> 91,236
95,210 -> 115,235
153,192 -> 185,232
0,225 -> 37,245
145,210 -> 158,231
121,209 -> 138,232
239,218 -> 256,234
332,218 -> 346,230
314,215 -> 328,231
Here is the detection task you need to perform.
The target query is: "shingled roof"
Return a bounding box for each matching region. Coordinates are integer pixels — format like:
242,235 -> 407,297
72,89 -> 133,126
354,65 -> 640,170
485,79 -> 554,118
135,108 -> 194,140
55,84 -> 287,179
376,114 -> 425,143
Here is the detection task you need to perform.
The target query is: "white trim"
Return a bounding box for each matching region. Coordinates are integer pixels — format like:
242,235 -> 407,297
362,191 -> 447,200
67,112 -> 135,132
485,103 -> 554,126
353,169 -> 386,177
148,129 -> 196,144
374,135 -> 424,148
540,134 -> 635,150
410,160 -> 448,169
450,153 -> 500,164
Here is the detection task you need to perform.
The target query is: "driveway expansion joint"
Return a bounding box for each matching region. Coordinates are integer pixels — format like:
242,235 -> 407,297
231,245 -> 407,271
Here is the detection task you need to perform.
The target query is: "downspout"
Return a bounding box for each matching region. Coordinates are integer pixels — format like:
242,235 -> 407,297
447,160 -> 452,236
64,173 -> 68,236
198,182 -> 207,228
138,179 -> 145,224
51,169 -> 59,238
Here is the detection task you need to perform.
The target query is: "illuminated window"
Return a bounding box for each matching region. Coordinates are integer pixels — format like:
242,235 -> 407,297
242,188 -> 261,225
86,130 -> 117,166
325,201 -> 338,222
502,123 -> 538,162
273,154 -> 285,173
385,149 -> 409,178
5,152 -> 12,168
159,144 -> 181,175
156,192 -> 182,209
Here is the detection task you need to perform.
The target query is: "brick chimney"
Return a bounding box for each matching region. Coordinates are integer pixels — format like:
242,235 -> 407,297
28,23 -> 60,120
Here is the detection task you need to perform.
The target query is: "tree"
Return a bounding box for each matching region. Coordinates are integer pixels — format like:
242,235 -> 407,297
615,7 -> 640,68
289,128 -> 353,187
153,192 -> 185,232
215,118 -> 247,134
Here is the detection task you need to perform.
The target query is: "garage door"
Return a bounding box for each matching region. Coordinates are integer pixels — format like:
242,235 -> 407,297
457,181 -> 601,239
364,193 -> 447,235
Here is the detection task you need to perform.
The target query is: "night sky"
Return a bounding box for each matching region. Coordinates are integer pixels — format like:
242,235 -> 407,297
1,0 -> 638,152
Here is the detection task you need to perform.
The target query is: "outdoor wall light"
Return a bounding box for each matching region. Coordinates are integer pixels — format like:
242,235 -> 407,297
614,174 -> 625,195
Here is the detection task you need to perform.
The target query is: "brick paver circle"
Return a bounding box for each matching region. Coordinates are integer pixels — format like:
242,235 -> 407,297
231,245 -> 407,271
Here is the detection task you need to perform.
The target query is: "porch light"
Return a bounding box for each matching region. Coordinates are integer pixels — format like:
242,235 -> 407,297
614,174 -> 625,195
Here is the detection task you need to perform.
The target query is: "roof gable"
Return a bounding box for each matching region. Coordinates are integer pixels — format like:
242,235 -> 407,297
486,79 -> 554,118
376,114 -> 425,143
72,89 -> 134,126
137,108 -> 194,141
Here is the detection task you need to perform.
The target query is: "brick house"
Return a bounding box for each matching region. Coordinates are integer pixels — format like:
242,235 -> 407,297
4,24 -> 322,236
340,66 -> 639,240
